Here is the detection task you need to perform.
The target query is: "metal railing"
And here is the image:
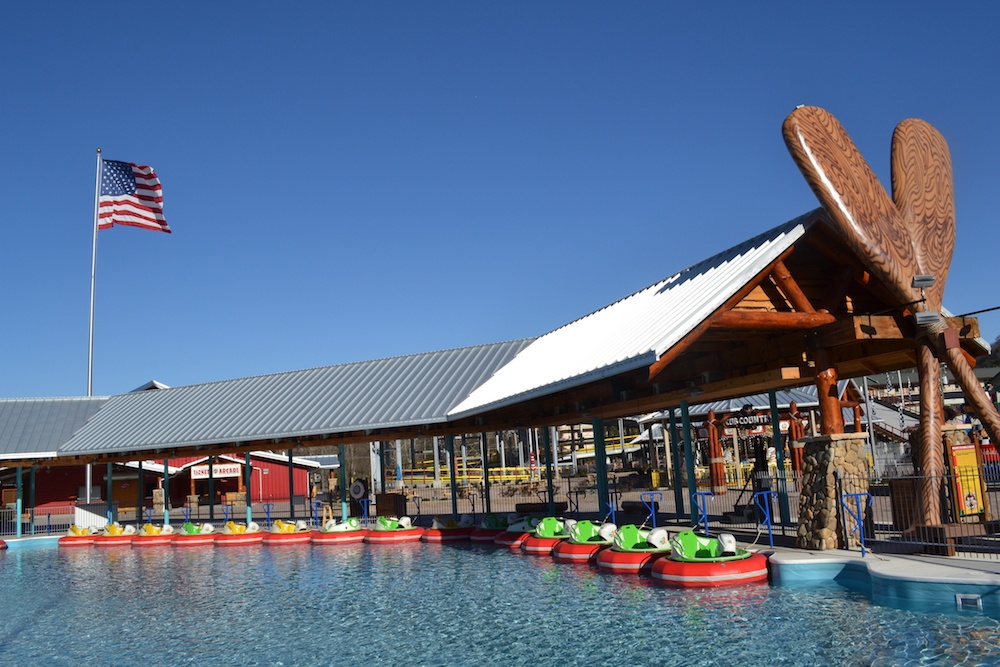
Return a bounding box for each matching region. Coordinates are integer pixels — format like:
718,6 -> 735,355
10,468 -> 1000,560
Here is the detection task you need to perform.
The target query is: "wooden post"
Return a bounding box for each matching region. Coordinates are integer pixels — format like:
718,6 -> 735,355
681,401 -> 698,525
592,418 -> 610,518
916,338 -> 943,526
938,334 -> 1000,447
707,410 -> 727,494
787,402 -> 806,476
814,348 -> 844,434
447,435 -> 459,519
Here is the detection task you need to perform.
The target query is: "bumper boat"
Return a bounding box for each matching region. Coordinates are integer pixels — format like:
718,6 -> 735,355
93,522 -> 137,547
651,531 -> 769,587
521,517 -> 574,556
364,516 -> 425,544
552,520 -> 616,564
596,524 -> 671,574
263,519 -> 313,545
132,523 -> 176,547
494,516 -> 540,549
215,521 -> 265,546
59,524 -> 99,547
422,514 -> 475,543
470,513 -> 511,543
312,517 -> 369,545
173,522 -> 216,547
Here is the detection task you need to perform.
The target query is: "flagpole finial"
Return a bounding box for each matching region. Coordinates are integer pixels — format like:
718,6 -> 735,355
96,148 -> 101,154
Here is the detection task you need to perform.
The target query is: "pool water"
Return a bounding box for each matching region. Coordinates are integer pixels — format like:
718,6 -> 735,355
2,542 -> 1000,667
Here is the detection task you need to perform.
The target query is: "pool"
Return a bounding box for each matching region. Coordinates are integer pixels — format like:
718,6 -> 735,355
2,542 -> 999,666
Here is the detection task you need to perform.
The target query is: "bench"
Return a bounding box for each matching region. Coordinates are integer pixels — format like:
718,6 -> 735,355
911,523 -> 988,557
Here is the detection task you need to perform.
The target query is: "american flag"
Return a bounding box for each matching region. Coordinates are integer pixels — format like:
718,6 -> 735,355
98,159 -> 170,233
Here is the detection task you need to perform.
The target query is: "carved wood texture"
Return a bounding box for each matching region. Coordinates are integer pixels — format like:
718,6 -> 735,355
890,118 -> 955,313
783,106 -> 919,308
916,340 -> 943,525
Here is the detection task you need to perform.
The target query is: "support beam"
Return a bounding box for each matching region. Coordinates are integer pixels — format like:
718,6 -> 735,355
768,389 -> 791,525
667,413 -> 685,519
648,246 -> 801,381
592,419 -> 610,518
916,338 -> 943,525
446,435 -> 459,518
769,259 -> 816,313
288,449 -> 295,520
542,427 -> 555,516
244,452 -> 252,524
814,349 -> 844,434
681,401 -> 698,525
712,311 -> 836,330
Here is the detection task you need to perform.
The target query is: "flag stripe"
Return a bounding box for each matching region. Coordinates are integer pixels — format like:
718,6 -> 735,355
98,159 -> 170,233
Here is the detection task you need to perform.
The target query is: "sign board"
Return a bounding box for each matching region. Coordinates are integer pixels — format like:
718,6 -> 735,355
946,442 -> 988,521
191,463 -> 243,480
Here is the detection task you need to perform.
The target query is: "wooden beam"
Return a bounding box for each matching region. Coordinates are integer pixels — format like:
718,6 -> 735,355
599,366 -> 807,418
769,259 -> 816,313
648,247 -> 798,382
712,311 -> 836,330
814,314 -> 979,349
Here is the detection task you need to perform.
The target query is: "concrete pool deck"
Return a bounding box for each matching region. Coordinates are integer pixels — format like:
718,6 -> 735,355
761,544 -> 1000,615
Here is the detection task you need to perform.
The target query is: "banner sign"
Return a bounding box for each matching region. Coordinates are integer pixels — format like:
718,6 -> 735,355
191,463 -> 242,480
948,443 -> 987,519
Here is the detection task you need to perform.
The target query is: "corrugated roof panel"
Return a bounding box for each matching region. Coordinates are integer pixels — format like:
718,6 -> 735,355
0,397 -> 109,457
448,213 -> 818,418
58,339 -> 533,456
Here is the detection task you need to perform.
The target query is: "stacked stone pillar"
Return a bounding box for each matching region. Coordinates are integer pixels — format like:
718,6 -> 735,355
796,433 -> 870,550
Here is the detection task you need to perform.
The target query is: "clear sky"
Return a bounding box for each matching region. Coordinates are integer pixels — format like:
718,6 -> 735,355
2,3 -> 998,398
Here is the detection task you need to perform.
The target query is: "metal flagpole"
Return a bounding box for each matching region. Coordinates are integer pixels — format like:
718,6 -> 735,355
85,149 -> 103,504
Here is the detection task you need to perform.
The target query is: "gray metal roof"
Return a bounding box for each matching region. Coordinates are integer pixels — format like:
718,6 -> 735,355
0,397 -> 109,459
448,212 -> 818,418
58,339 -> 533,457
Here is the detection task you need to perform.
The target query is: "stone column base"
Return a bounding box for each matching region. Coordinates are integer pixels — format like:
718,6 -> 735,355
796,433 -> 870,550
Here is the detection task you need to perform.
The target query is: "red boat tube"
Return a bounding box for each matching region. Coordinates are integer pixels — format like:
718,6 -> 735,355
470,528 -> 505,543
595,548 -> 668,575
651,552 -> 769,587
263,531 -> 313,545
173,533 -> 217,547
552,540 -> 606,564
520,535 -> 563,556
215,532 -> 265,546
494,531 -> 531,549
421,527 -> 474,543
364,527 -> 425,544
311,529 -> 369,545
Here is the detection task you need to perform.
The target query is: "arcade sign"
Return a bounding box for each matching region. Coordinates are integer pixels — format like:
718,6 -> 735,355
191,463 -> 243,479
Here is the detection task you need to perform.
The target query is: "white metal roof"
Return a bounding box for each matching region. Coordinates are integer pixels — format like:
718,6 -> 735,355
447,212 -> 817,419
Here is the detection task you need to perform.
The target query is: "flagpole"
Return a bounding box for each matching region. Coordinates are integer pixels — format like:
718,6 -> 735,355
86,149 -> 102,504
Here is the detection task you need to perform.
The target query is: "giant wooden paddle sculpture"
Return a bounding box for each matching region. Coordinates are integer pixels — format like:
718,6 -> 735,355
783,106 -> 1000,526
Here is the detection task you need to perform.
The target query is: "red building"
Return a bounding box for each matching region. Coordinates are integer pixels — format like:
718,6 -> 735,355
8,451 -> 319,512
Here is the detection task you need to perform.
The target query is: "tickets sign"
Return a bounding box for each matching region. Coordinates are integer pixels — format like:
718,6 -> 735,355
191,463 -> 242,479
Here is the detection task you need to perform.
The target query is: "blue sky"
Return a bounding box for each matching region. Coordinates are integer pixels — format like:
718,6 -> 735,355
2,3 -> 998,398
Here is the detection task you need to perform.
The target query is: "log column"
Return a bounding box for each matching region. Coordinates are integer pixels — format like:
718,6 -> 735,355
787,401 -> 807,476
814,348 -> 845,435
915,336 -> 944,526
707,410 -> 727,495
